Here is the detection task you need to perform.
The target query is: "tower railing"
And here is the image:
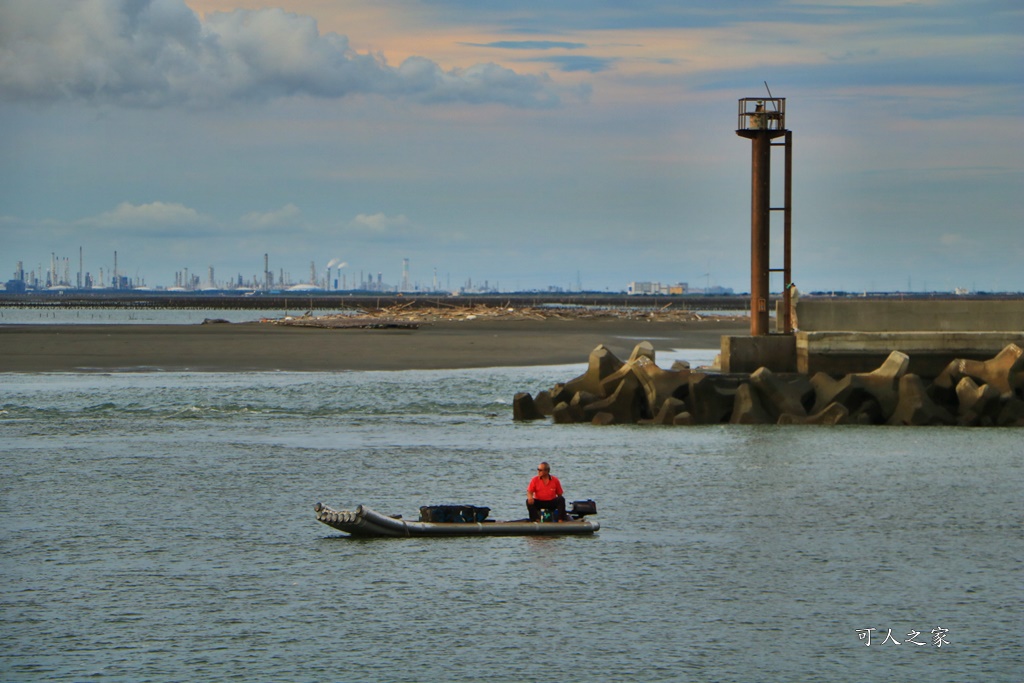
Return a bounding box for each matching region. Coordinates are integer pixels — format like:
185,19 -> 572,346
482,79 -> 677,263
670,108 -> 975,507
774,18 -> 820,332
737,97 -> 786,132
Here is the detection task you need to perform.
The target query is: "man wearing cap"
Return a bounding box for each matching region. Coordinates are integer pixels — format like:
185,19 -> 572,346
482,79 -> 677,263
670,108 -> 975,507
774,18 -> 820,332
526,462 -> 568,522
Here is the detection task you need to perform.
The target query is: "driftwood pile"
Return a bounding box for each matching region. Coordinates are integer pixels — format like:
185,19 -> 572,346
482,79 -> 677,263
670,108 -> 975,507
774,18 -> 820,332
270,303 -> 736,327
513,342 -> 1024,427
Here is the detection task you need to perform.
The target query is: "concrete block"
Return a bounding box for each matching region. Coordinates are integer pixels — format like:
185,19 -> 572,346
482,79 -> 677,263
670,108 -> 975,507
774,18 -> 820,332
551,402 -> 575,424
632,356 -> 690,418
570,391 -> 599,422
641,397 -> 687,425
512,392 -> 545,421
849,399 -> 885,425
750,367 -> 810,418
730,383 -> 773,424
720,334 -> 796,373
628,340 -> 656,364
583,379 -> 645,424
532,390 -> 555,416
672,411 -> 696,426
599,361 -> 640,398
957,344 -> 1024,397
778,402 -> 850,425
887,374 -> 956,426
997,396 -> 1024,426
688,373 -> 742,424
562,345 -> 624,397
955,376 -> 1001,417
810,350 -> 908,419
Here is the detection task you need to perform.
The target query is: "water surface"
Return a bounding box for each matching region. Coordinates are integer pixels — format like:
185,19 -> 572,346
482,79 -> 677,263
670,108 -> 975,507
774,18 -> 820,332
1,364 -> 1020,681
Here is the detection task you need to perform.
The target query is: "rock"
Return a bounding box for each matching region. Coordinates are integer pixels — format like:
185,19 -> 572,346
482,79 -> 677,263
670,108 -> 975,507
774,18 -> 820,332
562,345 -> 624,397
512,392 -> 545,421
750,367 -> 810,419
591,412 -> 616,425
887,374 -> 956,426
778,402 -> 850,425
730,383 -> 773,424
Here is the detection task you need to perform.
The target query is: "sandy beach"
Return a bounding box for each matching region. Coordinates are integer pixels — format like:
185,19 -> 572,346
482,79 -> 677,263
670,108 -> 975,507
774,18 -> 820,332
0,318 -> 748,372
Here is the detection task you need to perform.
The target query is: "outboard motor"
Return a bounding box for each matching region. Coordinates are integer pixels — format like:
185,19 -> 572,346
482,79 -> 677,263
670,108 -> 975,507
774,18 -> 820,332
570,499 -> 597,518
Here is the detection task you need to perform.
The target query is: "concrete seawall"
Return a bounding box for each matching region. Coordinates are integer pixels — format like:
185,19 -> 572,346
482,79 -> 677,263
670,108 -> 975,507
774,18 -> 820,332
723,298 -> 1024,377
793,299 -> 1024,333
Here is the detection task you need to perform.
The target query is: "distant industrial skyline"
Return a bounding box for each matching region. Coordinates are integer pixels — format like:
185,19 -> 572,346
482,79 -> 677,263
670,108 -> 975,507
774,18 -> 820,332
9,246 -> 1012,296
7,248 -> 713,295
2,1 -> 1021,294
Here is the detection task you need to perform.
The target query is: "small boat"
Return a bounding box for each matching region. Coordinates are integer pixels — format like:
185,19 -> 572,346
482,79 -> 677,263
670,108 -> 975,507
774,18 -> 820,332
314,501 -> 599,538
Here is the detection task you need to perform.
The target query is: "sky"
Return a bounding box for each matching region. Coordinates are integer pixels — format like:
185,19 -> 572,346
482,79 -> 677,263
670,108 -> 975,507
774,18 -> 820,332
1,0 -> 1022,293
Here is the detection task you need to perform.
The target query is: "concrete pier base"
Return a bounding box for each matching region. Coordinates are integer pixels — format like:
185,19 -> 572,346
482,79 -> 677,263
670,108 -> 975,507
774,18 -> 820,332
795,331 -> 1024,378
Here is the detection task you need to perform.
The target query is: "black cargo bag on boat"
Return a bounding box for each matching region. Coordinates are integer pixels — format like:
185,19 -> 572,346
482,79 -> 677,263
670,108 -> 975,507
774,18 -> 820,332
419,505 -> 491,523
570,499 -> 597,517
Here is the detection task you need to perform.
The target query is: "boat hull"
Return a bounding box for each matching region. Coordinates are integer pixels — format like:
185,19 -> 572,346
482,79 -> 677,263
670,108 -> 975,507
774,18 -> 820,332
314,503 -> 600,538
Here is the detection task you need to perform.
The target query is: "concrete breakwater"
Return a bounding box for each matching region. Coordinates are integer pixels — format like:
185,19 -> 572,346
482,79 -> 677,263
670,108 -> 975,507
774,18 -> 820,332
513,342 -> 1024,427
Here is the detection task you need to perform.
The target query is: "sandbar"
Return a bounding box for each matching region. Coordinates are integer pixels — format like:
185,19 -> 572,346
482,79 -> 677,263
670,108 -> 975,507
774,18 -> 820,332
0,318 -> 749,373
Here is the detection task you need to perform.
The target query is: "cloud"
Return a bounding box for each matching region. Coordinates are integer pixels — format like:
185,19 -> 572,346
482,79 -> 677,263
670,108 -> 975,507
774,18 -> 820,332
462,41 -> 588,50
82,201 -> 212,232
241,203 -> 302,230
0,0 -> 562,108
348,212 -> 413,238
529,55 -> 617,73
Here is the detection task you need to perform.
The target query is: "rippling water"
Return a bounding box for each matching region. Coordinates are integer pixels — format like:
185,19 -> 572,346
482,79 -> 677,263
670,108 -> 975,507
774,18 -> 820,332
1,360 -> 1021,681
0,307 -> 329,325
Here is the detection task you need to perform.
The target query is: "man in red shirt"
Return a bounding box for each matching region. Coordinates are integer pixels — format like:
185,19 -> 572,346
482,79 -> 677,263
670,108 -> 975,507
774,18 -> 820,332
526,461 -> 568,521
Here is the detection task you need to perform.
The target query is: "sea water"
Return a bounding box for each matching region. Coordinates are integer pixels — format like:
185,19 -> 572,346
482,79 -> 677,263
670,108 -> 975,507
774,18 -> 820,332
1,359 -> 1021,681
0,307 -> 323,325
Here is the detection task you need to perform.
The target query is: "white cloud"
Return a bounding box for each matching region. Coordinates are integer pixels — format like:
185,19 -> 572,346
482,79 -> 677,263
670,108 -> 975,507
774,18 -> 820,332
0,0 -> 562,107
241,203 -> 302,230
348,212 -> 412,234
82,201 -> 211,230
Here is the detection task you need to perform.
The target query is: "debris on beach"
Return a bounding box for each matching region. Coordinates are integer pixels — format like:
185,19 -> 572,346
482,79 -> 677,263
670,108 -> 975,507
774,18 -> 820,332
263,302 -> 743,328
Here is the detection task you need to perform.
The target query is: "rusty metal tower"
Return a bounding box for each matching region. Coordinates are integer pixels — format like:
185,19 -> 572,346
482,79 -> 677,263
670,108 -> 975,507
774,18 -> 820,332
736,95 -> 793,336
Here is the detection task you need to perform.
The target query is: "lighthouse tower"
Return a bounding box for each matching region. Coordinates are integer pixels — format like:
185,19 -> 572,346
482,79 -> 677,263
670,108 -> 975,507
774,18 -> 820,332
736,95 -> 793,335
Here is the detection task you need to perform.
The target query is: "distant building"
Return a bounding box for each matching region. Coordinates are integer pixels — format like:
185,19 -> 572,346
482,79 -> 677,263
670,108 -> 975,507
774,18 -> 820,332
628,281 -> 688,296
